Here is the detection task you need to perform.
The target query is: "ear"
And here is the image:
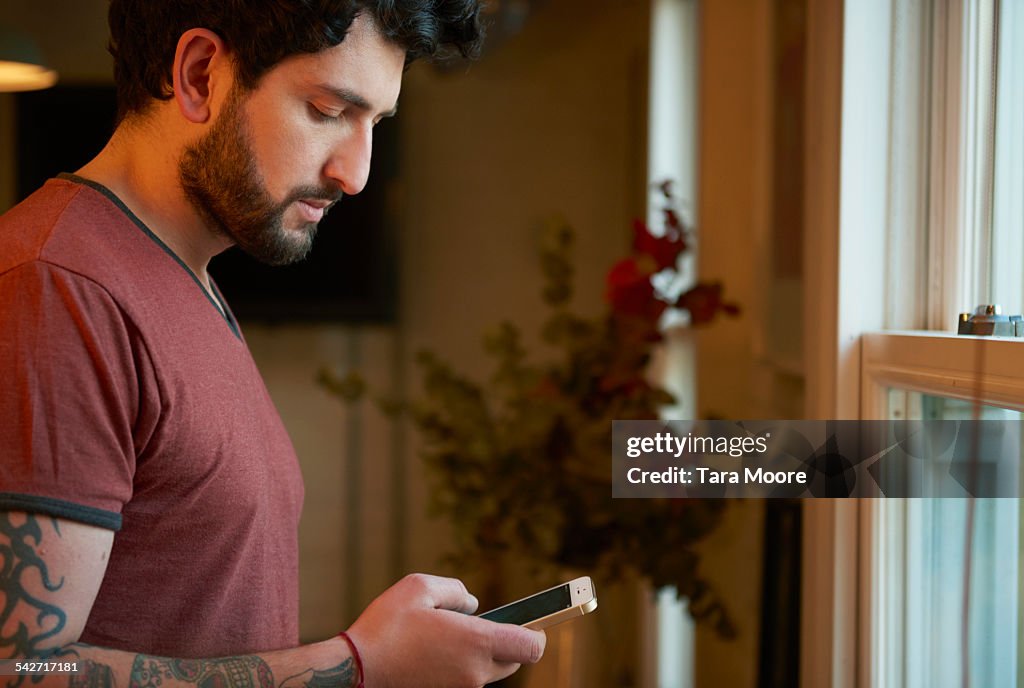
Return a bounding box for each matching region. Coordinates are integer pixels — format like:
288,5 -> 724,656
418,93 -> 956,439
171,28 -> 230,124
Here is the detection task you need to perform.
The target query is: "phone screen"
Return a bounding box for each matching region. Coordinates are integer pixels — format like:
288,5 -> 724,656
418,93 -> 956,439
479,585 -> 572,625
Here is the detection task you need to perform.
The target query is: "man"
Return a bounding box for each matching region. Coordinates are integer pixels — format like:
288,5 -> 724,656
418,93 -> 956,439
0,1 -> 545,686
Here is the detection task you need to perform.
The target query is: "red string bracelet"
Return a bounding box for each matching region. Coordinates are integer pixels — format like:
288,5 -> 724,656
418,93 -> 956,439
338,631 -> 365,688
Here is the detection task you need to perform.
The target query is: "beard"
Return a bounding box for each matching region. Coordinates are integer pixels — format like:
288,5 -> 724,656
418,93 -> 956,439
178,87 -> 342,266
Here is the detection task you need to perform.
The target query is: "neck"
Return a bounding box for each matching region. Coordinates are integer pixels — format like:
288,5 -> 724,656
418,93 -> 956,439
75,119 -> 233,289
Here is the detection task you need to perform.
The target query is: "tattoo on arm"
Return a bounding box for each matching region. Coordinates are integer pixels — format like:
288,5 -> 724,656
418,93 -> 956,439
129,656 -> 274,688
71,660 -> 116,688
0,514 -> 68,655
127,656 -> 357,688
0,514 -> 68,688
0,515 -> 358,688
278,661 -> 357,688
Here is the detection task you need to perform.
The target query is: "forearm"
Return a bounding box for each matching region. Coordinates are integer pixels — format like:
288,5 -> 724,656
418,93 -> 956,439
10,637 -> 356,688
0,509 -> 544,688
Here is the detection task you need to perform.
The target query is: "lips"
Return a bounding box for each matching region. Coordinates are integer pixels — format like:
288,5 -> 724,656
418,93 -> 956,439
296,199 -> 328,223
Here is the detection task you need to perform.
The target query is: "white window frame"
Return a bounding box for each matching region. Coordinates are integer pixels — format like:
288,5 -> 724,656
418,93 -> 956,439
801,1 -> 1024,687
860,332 -> 1024,687
801,1 -> 857,685
861,333 -> 1024,418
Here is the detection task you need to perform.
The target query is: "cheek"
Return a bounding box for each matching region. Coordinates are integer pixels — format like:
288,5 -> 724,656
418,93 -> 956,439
242,104 -> 329,196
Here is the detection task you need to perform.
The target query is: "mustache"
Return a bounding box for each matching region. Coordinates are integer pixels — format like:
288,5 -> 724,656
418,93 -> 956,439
284,185 -> 344,208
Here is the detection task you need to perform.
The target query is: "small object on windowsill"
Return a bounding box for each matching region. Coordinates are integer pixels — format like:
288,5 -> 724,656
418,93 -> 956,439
957,304 -> 1024,336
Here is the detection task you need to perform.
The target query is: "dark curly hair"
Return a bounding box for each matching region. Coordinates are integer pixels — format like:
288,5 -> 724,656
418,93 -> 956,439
107,0 -> 484,121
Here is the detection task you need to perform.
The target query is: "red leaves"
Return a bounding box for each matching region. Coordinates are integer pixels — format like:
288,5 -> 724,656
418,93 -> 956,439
605,256 -> 667,321
605,181 -> 739,326
631,218 -> 686,271
675,282 -> 741,325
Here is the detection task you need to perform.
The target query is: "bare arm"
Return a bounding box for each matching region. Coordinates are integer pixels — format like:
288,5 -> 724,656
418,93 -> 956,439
24,639 -> 356,688
0,513 -> 349,688
0,512 -> 544,688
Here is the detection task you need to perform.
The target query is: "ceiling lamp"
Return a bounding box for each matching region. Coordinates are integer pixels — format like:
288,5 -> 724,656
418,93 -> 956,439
0,26 -> 58,92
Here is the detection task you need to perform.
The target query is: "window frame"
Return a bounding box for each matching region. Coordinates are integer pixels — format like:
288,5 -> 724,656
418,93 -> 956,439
858,331 -> 1024,686
802,0 -> 1024,686
861,332 -> 1024,418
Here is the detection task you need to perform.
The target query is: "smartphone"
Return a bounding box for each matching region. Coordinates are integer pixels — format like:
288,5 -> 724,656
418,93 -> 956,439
478,576 -> 598,630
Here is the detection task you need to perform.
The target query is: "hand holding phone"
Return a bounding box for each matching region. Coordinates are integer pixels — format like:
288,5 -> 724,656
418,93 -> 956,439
478,576 -> 598,630
346,573 -> 545,688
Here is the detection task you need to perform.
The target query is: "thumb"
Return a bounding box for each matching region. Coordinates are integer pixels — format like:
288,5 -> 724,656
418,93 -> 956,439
490,625 -> 547,665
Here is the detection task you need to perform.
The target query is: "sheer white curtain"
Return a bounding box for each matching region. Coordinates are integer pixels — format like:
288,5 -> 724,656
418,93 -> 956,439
989,0 -> 1024,315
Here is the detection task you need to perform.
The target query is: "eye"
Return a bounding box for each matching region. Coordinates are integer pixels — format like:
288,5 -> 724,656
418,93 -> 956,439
309,103 -> 341,122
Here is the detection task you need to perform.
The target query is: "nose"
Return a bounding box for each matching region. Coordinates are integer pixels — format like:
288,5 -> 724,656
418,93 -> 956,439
323,125 -> 373,196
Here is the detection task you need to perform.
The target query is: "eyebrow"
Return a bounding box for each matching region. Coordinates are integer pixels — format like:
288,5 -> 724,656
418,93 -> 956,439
314,83 -> 398,119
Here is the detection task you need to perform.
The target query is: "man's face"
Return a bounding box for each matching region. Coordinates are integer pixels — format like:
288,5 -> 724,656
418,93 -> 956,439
179,13 -> 405,265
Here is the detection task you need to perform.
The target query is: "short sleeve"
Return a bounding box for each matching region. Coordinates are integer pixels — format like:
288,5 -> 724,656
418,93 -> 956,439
0,261 -> 149,530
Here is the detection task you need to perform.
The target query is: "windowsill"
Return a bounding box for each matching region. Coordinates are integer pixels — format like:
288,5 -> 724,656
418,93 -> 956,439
862,331 -> 1024,414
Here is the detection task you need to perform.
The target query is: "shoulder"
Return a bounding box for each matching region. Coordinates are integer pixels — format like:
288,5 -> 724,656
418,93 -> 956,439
0,178 -> 85,274
0,177 -> 158,288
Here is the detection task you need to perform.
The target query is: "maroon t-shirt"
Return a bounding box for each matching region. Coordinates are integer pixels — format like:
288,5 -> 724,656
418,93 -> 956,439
0,175 -> 305,657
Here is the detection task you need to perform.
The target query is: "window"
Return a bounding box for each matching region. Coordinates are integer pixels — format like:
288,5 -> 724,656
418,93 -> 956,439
862,334 -> 1023,686
803,0 -> 1024,686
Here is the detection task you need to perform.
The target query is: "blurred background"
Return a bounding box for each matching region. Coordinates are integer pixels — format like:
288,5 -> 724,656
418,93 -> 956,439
0,1 -> 812,686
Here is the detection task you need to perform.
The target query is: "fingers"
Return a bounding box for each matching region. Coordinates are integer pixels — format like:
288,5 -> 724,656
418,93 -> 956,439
350,573 -> 547,687
488,662 -> 522,685
402,573 -> 479,614
489,624 -> 546,665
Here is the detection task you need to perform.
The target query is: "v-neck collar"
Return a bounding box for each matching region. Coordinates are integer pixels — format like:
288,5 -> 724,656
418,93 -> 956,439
58,173 -> 242,340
